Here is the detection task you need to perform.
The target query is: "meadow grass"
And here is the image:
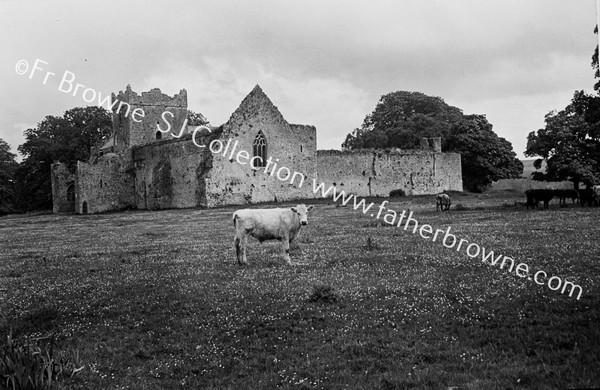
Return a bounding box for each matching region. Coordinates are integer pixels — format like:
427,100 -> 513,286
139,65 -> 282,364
0,192 -> 598,389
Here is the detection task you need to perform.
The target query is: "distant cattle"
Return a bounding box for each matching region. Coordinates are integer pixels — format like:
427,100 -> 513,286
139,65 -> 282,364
233,204 -> 314,265
436,193 -> 451,211
525,189 -> 537,209
579,188 -> 597,207
525,189 -> 554,209
594,185 -> 600,205
554,189 -> 579,206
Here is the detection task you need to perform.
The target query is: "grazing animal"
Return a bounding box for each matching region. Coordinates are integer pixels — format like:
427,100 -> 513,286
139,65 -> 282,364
525,189 -> 554,209
525,189 -> 537,209
594,185 -> 600,205
233,204 -> 314,266
436,193 -> 451,211
579,188 -> 596,207
554,189 -> 579,206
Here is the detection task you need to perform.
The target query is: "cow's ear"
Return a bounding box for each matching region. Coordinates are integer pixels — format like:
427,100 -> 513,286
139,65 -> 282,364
291,207 -> 297,213
307,205 -> 314,212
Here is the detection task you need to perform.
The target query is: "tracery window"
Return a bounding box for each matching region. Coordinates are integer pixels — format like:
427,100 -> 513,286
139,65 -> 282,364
253,131 -> 267,168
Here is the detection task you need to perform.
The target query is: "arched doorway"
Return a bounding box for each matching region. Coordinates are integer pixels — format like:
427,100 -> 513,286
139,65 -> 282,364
82,201 -> 88,214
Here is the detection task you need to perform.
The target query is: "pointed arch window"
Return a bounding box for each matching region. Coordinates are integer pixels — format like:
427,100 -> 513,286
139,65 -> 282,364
253,131 -> 267,168
66,183 -> 75,202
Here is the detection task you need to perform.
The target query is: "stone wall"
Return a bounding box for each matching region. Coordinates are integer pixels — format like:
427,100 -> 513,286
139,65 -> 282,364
50,163 -> 75,213
76,151 -> 135,214
204,86 -> 317,207
132,134 -> 213,209
316,149 -> 462,197
52,85 -> 464,214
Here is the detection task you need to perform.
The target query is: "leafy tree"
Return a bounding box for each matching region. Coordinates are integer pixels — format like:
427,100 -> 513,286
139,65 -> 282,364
525,91 -> 600,189
342,90 -> 523,191
343,91 -> 464,150
14,106 -> 112,211
445,115 -> 523,192
525,26 -> 600,189
0,139 -> 18,213
187,110 -> 209,126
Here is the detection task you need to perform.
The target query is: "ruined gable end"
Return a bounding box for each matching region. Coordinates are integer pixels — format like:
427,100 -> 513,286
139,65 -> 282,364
226,85 -> 286,126
204,85 -> 318,207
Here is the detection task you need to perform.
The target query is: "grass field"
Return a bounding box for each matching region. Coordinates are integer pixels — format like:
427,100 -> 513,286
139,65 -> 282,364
1,191 -> 599,389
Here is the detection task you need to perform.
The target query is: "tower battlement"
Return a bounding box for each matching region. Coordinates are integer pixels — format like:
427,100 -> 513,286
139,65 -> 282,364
111,85 -> 188,149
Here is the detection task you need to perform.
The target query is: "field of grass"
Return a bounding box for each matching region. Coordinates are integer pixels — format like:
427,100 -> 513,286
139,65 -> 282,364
1,191 -> 599,389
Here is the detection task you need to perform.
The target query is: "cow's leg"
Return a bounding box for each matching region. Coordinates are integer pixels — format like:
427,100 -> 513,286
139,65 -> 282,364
234,235 -> 241,265
281,234 -> 292,265
240,234 -> 249,265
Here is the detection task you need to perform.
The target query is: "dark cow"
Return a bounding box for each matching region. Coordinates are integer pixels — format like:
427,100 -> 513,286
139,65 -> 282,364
436,193 -> 451,211
594,185 -> 600,205
554,189 -> 579,206
525,189 -> 555,209
525,189 -> 537,209
579,188 -> 596,207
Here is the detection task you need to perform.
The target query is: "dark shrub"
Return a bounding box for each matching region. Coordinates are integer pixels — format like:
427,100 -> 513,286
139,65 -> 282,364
389,189 -> 406,197
308,284 -> 338,303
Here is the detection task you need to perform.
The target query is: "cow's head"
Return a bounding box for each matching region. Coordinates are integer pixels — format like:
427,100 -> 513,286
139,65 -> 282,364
291,204 -> 314,226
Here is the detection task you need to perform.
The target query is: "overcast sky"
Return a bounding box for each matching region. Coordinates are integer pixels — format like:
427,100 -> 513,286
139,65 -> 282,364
1,1 -> 598,160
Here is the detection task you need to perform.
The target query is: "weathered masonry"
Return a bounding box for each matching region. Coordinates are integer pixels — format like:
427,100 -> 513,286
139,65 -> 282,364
51,85 -> 462,214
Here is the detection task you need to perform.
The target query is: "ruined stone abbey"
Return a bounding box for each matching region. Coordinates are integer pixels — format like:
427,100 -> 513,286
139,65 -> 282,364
51,85 -> 463,214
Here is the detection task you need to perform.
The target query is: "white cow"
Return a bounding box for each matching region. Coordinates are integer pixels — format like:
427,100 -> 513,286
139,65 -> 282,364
233,204 -> 314,265
436,193 -> 451,211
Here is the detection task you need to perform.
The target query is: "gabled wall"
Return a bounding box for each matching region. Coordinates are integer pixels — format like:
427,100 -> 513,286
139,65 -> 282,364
204,85 -> 317,207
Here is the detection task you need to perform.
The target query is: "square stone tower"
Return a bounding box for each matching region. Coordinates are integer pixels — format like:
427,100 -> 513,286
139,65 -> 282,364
111,85 -> 188,149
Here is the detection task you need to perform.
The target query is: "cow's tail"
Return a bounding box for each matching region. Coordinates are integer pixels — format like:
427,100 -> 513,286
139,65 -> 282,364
233,212 -> 238,228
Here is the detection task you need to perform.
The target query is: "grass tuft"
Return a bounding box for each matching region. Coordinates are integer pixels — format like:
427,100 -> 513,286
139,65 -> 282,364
308,284 -> 339,303
0,331 -> 83,390
365,236 -> 381,251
